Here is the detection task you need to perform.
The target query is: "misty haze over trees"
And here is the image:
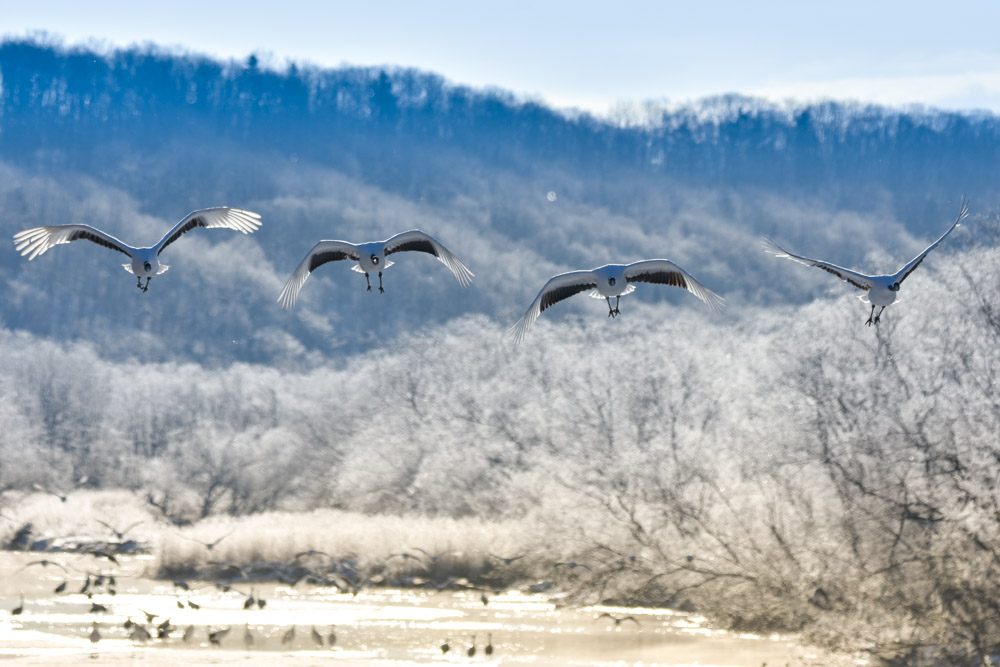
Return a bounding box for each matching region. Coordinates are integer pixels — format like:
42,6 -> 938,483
3,37 -> 1000,664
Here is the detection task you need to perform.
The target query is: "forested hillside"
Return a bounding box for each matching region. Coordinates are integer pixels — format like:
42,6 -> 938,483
2,38 -> 999,363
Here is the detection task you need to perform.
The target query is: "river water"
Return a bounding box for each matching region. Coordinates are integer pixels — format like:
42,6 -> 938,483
0,552 -> 852,665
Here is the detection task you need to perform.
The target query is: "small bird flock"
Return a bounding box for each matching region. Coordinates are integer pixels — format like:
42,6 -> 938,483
0,513 -> 826,660
10,197 -> 970,340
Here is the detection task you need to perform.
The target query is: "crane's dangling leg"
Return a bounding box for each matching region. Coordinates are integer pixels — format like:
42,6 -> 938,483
873,305 -> 886,324
865,304 -> 876,326
365,273 -> 372,291
378,271 -> 384,294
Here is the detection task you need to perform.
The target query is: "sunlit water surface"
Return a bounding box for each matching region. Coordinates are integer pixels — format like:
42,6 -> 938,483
0,553 -> 849,665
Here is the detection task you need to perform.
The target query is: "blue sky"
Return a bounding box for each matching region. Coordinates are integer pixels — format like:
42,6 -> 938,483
5,1 -> 1000,115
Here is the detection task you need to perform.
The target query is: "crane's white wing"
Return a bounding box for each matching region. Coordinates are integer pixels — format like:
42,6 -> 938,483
277,240 -> 361,310
762,237 -> 873,292
507,270 -> 599,345
892,197 -> 968,285
383,230 -> 475,286
623,259 -> 725,312
13,224 -> 134,260
155,207 -> 262,255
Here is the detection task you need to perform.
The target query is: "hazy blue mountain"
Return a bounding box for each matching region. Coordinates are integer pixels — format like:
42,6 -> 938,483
2,38 -> 998,364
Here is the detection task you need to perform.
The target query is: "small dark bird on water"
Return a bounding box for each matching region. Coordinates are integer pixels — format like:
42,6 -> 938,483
555,560 -> 592,571
478,549 -> 531,566
486,633 -> 494,655
311,626 -> 324,646
32,483 -> 68,502
281,626 -> 296,645
89,622 -> 101,643
20,559 -> 70,573
88,548 -> 119,565
183,625 -> 195,643
440,638 -> 450,654
209,627 -> 230,647
179,531 -> 233,551
412,546 -> 456,564
467,634 -> 477,657
597,612 -> 641,628
11,595 -> 24,616
243,624 -> 254,649
327,625 -> 337,646
157,619 -> 174,639
96,519 -> 144,541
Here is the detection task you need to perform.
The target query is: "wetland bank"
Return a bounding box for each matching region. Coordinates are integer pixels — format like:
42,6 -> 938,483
0,545 -> 836,665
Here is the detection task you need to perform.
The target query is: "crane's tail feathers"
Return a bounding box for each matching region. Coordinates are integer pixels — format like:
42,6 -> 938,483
587,284 -> 636,299
351,261 -> 394,274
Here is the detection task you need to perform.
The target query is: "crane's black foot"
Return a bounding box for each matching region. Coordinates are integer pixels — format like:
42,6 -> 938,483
612,308 -> 620,317
141,285 -> 149,293
865,316 -> 873,326
378,286 -> 385,294
366,285 -> 372,292
874,316 -> 881,324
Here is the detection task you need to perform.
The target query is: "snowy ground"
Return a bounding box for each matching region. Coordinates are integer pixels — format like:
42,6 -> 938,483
0,552 -> 850,666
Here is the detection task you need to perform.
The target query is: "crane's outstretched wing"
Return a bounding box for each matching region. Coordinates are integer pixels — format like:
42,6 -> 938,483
624,259 -> 725,312
277,240 -> 361,309
507,270 -> 599,345
892,197 -> 969,285
762,237 -> 873,292
13,225 -> 134,260
156,207 -> 262,255
383,230 -> 474,286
